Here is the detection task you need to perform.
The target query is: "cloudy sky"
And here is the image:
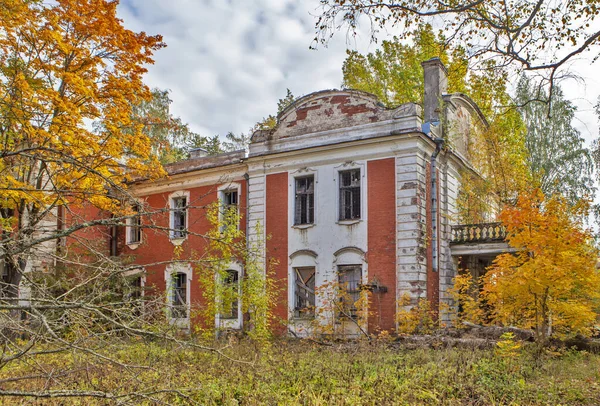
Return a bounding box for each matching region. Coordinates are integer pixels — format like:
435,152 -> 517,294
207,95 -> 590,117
117,0 -> 600,145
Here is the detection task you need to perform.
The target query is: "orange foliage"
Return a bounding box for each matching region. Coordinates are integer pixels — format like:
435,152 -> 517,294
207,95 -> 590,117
0,0 -> 166,220
483,189 -> 600,342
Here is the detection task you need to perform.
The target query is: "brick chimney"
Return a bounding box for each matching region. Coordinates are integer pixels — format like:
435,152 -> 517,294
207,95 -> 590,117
421,58 -> 448,125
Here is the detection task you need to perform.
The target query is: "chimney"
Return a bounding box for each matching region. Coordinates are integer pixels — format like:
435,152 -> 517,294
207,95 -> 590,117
421,58 -> 448,125
189,147 -> 208,159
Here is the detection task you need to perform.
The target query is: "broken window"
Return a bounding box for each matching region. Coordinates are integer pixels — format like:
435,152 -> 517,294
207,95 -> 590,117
170,272 -> 187,319
294,176 -> 314,225
294,267 -> 315,318
220,269 -> 239,319
339,169 -> 361,220
337,265 -> 362,318
127,204 -> 142,244
171,196 -> 187,239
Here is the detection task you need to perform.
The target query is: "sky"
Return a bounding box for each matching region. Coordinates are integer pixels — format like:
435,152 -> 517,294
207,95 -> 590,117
117,0 -> 600,146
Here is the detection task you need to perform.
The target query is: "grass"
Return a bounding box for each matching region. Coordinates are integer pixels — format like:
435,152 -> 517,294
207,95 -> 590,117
2,339 -> 600,405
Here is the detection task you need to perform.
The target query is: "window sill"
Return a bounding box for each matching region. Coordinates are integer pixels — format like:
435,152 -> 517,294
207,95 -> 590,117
292,223 -> 316,230
169,237 -> 187,246
126,242 -> 141,250
336,219 -> 362,226
291,316 -> 315,321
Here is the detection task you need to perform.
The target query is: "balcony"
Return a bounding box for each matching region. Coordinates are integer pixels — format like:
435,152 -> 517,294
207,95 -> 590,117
451,222 -> 507,245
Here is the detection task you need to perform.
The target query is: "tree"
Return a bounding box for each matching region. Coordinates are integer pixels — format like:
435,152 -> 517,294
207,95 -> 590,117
129,88 -> 214,164
315,0 -> 600,97
342,25 -> 468,107
483,189 -> 600,345
516,77 -> 595,204
255,88 -> 298,131
0,0 -> 165,302
339,28 -> 530,221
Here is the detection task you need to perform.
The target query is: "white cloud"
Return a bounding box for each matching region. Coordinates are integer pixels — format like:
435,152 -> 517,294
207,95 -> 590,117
117,0 -> 599,147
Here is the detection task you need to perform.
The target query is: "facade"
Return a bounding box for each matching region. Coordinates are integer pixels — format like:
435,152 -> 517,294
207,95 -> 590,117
66,58 -> 499,335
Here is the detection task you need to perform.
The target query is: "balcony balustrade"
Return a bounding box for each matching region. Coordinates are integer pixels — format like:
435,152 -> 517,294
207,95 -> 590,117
450,222 -> 506,244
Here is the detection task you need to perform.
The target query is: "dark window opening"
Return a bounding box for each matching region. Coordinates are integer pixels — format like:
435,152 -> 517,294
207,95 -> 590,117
294,176 -> 314,225
338,265 -> 362,318
294,267 -> 315,318
172,197 -> 187,238
339,169 -> 361,220
220,270 -> 239,319
171,272 -> 187,319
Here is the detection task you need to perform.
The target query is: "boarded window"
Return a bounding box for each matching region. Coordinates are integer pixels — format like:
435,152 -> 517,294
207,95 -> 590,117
294,176 -> 314,225
127,204 -> 142,244
294,267 -> 315,318
171,272 -> 187,319
171,196 -> 187,238
220,269 -> 239,319
338,265 -> 362,318
339,169 -> 361,220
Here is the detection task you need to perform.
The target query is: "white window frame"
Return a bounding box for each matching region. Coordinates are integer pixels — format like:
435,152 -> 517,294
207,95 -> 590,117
294,175 -> 315,226
334,162 -> 366,225
165,263 -> 192,329
169,190 -> 190,245
216,262 -> 243,330
218,183 -> 241,232
289,168 -> 318,229
125,200 -> 143,248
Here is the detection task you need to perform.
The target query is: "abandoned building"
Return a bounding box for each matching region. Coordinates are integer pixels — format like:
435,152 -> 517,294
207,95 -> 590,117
61,58 -> 510,335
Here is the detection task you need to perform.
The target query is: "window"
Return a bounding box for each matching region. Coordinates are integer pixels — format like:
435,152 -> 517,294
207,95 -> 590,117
220,189 -> 239,231
294,267 -> 315,318
220,270 -> 239,319
171,196 -> 187,239
170,272 -> 187,319
337,265 -> 362,318
126,204 -> 142,244
339,169 -> 361,220
294,176 -> 314,225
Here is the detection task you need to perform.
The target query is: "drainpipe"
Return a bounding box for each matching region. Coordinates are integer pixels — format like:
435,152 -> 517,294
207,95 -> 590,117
242,172 -> 250,331
430,137 -> 444,274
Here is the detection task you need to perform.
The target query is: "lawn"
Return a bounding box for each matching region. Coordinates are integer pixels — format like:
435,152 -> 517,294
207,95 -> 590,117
2,339 -> 600,405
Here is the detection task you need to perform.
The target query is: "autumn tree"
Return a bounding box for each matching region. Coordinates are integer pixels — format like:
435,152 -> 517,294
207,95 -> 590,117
516,77 -> 594,204
315,0 -> 600,97
483,189 -> 600,344
0,0 -> 167,299
342,25 -> 468,107
128,88 -> 222,163
339,27 -> 529,221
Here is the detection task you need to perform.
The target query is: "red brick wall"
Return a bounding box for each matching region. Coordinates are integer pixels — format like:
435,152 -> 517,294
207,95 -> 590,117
367,158 -> 397,333
120,180 -> 247,329
265,172 -> 288,334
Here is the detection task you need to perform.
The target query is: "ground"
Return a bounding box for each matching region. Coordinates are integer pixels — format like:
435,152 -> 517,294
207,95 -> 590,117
2,339 -> 600,405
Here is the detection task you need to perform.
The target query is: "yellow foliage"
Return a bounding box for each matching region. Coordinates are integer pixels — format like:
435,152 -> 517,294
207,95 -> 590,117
0,0 -> 166,229
396,295 -> 437,335
483,189 -> 600,342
